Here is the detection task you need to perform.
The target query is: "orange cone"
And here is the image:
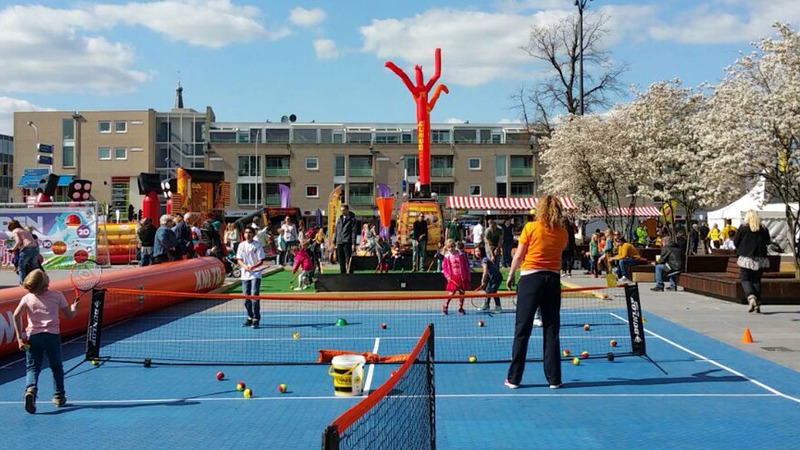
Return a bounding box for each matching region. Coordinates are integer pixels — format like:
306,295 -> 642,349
741,327 -> 754,344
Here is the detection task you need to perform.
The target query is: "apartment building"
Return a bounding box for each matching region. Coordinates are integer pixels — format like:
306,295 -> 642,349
13,89 -> 541,218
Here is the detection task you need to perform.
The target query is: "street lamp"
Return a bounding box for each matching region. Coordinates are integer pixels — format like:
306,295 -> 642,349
575,0 -> 593,116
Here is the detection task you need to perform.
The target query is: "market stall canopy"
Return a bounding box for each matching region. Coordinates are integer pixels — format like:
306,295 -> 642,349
446,196 -> 576,211
604,206 -> 662,217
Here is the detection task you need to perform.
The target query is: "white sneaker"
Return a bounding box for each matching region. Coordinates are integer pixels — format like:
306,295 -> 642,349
619,276 -> 630,282
533,318 -> 543,327
549,383 -> 562,389
504,379 -> 519,389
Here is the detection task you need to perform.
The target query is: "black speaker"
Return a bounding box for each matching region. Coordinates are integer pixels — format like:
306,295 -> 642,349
161,178 -> 177,199
137,173 -> 163,195
68,179 -> 93,201
38,174 -> 58,197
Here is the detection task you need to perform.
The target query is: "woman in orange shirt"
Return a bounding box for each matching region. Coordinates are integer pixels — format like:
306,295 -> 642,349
504,195 -> 568,389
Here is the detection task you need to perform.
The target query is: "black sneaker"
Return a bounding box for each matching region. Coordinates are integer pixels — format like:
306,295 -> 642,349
650,286 -> 664,292
52,394 -> 67,407
242,318 -> 253,327
251,320 -> 259,329
24,387 -> 36,414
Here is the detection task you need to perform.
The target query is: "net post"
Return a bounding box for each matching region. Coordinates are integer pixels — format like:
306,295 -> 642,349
623,283 -> 646,356
321,425 -> 340,450
426,323 -> 436,450
84,288 -> 106,361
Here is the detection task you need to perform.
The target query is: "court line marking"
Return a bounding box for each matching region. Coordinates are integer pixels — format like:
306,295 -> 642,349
363,338 -> 380,393
610,312 -> 800,405
0,393 -> 777,406
99,334 -> 623,344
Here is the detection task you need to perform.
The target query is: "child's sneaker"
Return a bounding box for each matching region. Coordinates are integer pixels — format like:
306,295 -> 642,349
441,305 -> 448,315
23,386 -> 36,414
52,394 -> 67,407
479,304 -> 490,312
458,308 -> 465,316
494,305 -> 503,313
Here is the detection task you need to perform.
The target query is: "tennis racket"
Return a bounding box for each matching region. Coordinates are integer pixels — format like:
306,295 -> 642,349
288,270 -> 302,289
470,287 -> 487,309
70,259 -> 102,302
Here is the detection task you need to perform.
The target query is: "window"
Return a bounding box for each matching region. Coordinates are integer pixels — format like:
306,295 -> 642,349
114,147 -> 127,160
98,147 -> 111,160
469,185 -> 482,196
238,155 -> 260,177
495,155 -> 506,177
62,119 -> 74,140
349,183 -> 374,205
509,156 -> 534,176
237,183 -> 262,205
114,121 -> 127,133
468,158 -> 481,170
306,185 -> 319,198
305,157 -> 319,170
496,182 -> 507,197
431,130 -> 450,144
98,121 -> 111,133
404,155 -> 419,177
263,184 -> 280,205
265,156 -> 289,176
334,155 -> 345,177
431,156 -> 454,177
294,128 -> 317,143
62,145 -> 75,168
349,156 -> 372,177
510,182 -> 535,197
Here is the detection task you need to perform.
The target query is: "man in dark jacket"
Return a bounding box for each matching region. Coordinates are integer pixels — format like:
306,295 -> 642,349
137,217 -> 156,266
651,233 -> 686,291
172,213 -> 194,259
201,214 -> 223,259
333,204 -> 358,274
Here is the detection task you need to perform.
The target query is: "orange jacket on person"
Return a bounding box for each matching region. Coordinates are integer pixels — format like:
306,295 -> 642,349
615,242 -> 640,259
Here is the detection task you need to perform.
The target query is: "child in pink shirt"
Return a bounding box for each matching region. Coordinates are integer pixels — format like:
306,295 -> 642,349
292,240 -> 316,290
13,269 -> 79,413
441,239 -> 472,315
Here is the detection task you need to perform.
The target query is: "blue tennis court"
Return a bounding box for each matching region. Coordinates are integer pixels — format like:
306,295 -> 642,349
1,287 -> 798,449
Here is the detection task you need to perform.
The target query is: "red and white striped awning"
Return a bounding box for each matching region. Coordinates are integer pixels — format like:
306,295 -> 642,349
604,206 -> 662,217
446,196 -> 576,211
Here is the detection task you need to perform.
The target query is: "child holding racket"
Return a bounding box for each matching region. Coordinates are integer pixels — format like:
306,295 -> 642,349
441,239 -> 470,315
12,269 -> 79,413
236,227 -> 267,328
474,246 -> 502,312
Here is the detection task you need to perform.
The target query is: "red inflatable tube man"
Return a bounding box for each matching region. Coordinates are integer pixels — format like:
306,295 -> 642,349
386,48 -> 449,199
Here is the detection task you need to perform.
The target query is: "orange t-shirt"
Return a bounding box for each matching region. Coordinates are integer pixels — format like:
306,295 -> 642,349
518,220 -> 568,272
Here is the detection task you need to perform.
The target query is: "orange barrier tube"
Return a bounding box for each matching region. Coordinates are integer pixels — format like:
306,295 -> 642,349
0,257 -> 225,358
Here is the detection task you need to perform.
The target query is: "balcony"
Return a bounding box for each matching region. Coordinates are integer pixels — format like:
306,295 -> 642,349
509,167 -> 534,177
264,194 -> 280,205
430,167 -> 454,178
348,168 -> 373,177
265,168 -> 290,177
349,195 -> 374,206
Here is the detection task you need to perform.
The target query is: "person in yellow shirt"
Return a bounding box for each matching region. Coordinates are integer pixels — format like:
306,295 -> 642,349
504,195 -> 568,390
707,224 -> 721,248
611,236 -> 643,282
720,220 -> 737,248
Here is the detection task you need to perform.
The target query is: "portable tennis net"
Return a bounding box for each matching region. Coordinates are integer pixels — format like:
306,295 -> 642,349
85,284 -> 646,365
321,324 -> 435,450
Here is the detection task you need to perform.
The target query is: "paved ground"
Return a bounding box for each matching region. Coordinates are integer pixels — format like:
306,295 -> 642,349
2,264 -> 798,372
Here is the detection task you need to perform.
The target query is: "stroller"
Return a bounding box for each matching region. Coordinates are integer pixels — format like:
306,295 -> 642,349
224,249 -> 241,278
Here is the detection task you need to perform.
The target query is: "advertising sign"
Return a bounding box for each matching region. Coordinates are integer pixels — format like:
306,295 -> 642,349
0,205 -> 97,269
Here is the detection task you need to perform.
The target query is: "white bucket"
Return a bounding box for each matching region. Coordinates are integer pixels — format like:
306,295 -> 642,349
328,354 -> 366,396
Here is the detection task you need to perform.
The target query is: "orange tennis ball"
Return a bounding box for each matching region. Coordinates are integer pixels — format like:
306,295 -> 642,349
583,324 -> 590,331
278,383 -> 287,393
215,371 -> 225,381
562,349 -> 571,357
610,339 -> 618,347
581,351 -> 590,359
236,382 -> 246,391
243,388 -> 253,398
477,320 -> 484,327
381,323 -> 387,329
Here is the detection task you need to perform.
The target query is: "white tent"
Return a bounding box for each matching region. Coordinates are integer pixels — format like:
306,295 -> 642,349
706,178 -> 767,229
756,203 -> 799,254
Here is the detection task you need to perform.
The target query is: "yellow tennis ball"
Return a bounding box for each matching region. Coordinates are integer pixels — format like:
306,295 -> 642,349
572,357 -> 580,366
91,358 -> 99,366
243,388 -> 253,398
236,382 -> 246,391
278,383 -> 287,393
292,331 -> 300,339
468,355 -> 477,363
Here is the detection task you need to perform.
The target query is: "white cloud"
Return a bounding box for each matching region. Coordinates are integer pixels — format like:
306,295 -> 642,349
0,97 -> 54,136
313,39 -> 339,60
360,6 -> 655,87
497,118 -> 523,124
647,0 -> 800,44
289,7 -> 326,28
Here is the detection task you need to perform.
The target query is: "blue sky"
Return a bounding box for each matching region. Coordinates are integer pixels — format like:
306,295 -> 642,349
1,0 -> 799,135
